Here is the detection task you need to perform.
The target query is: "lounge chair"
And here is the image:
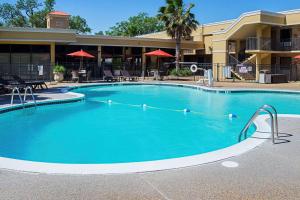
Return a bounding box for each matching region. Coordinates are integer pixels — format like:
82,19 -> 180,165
0,76 -> 35,104
113,70 -> 123,81
0,76 -> 27,93
103,70 -> 118,82
0,83 -> 4,93
12,75 -> 48,89
121,70 -> 138,81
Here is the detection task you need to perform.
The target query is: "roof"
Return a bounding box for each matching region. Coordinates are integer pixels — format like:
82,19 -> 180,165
48,11 -> 70,16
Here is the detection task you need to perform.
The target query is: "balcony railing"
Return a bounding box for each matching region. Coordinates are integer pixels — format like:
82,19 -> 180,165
246,37 -> 271,51
246,37 -> 300,51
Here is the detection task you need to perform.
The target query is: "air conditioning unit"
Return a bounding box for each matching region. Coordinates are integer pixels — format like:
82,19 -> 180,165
283,42 -> 292,47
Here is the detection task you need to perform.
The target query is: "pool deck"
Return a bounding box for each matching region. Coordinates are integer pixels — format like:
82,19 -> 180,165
0,81 -> 300,199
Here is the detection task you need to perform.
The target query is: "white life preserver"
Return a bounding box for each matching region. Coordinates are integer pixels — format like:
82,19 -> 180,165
190,64 -> 198,73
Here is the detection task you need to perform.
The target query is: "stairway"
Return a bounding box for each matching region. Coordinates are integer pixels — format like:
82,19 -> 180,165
228,54 -> 256,81
242,54 -> 256,65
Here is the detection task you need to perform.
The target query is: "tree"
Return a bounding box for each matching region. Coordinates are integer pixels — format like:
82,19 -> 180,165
0,0 -> 91,33
105,13 -> 165,37
95,31 -> 105,35
0,3 -> 27,27
30,0 -> 56,28
158,0 -> 199,71
69,16 -> 91,34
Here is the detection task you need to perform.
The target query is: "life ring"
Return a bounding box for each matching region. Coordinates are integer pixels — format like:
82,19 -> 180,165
190,64 -> 198,73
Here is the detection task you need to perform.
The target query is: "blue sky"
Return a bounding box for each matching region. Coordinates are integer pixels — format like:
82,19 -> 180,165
3,0 -> 300,33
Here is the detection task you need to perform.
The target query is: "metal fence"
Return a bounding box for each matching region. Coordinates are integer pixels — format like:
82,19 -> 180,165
216,63 -> 297,82
246,37 -> 300,51
0,63 -> 52,81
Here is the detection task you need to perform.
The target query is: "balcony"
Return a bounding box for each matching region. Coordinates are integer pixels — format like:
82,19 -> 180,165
246,37 -> 300,51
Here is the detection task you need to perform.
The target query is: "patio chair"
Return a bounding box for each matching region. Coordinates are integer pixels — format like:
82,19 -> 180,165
121,70 -> 138,81
71,70 -> 79,83
12,75 -> 48,90
103,70 -> 118,82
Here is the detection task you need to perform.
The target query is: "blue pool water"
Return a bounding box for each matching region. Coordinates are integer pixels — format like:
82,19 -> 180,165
0,84 -> 300,164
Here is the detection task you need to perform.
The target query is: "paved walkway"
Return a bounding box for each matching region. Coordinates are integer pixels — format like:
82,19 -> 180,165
0,82 -> 299,199
0,87 -> 78,109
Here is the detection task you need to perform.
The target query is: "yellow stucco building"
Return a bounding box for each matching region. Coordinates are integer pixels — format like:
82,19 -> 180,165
1,9 -> 300,81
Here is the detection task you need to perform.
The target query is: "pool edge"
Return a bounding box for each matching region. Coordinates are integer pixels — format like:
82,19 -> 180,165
0,82 -> 299,174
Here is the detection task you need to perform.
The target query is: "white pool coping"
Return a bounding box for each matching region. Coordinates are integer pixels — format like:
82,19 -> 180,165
0,83 -> 299,175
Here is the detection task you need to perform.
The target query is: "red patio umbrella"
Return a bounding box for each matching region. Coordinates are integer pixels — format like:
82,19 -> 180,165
145,49 -> 173,70
67,49 -> 95,70
294,55 -> 300,59
145,49 -> 174,58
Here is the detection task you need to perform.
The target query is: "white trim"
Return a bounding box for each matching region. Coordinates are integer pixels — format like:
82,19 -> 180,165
68,43 -> 202,50
212,10 -> 286,35
279,9 -> 300,14
212,50 -> 227,53
0,39 -> 76,43
212,39 -> 227,42
202,19 -> 235,27
136,30 -> 168,38
0,83 -> 299,174
77,34 -> 199,44
0,27 -> 76,34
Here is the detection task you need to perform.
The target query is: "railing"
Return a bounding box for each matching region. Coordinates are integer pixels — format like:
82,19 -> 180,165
246,37 -> 271,51
0,63 -> 52,81
246,37 -> 300,51
239,105 -> 279,144
11,86 -> 36,108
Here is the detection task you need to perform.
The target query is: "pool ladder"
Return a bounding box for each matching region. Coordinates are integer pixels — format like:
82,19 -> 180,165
238,104 -> 278,144
11,86 -> 37,108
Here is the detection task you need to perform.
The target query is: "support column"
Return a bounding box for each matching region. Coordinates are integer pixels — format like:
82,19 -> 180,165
142,47 -> 146,79
256,54 -> 261,82
97,46 -> 102,66
256,27 -> 263,50
97,46 -> 102,79
212,40 -> 227,81
50,42 -> 55,65
235,40 -> 240,60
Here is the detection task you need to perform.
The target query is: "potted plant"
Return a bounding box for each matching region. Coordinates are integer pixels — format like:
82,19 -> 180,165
53,65 -> 66,82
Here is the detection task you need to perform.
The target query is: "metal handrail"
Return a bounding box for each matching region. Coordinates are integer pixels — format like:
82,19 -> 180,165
11,87 -> 24,107
239,107 -> 276,144
11,86 -> 37,108
260,104 -> 278,138
24,86 -> 37,107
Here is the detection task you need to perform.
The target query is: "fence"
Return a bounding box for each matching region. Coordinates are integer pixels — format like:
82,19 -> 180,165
216,63 -> 297,82
0,63 -> 52,81
246,37 -> 300,51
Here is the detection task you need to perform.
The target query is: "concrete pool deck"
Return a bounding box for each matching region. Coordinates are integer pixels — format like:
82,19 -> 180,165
0,81 -> 299,199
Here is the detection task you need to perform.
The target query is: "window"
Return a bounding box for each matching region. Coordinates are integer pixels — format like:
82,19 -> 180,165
280,29 -> 292,42
55,21 -> 65,28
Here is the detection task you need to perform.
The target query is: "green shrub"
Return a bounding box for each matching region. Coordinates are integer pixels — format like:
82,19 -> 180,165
53,65 -> 66,74
169,68 -> 193,77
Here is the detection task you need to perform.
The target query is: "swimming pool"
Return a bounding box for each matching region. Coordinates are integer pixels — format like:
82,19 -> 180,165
0,84 -> 300,172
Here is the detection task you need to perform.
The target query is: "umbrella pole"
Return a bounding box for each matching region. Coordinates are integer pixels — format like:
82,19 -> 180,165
80,57 -> 83,70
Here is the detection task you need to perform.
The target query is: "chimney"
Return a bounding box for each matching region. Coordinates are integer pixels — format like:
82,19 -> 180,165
46,11 -> 70,29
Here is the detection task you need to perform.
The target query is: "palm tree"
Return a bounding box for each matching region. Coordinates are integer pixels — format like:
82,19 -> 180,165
158,0 -> 199,71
